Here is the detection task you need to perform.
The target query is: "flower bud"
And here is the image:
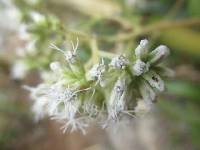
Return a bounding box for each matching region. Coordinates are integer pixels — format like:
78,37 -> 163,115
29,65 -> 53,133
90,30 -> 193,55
109,55 -> 129,69
65,51 -> 77,64
143,71 -> 165,92
108,76 -> 127,120
87,63 -> 106,81
148,45 -> 170,65
135,39 -> 149,59
132,59 -> 148,76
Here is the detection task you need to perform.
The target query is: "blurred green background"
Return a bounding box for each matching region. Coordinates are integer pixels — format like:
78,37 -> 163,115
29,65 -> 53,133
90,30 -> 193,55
0,0 -> 200,150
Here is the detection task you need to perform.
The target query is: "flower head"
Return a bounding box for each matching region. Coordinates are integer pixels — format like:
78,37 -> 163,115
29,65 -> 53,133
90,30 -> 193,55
109,55 -> 129,69
87,59 -> 106,86
25,38 -> 172,134
108,76 -> 127,120
50,38 -> 79,64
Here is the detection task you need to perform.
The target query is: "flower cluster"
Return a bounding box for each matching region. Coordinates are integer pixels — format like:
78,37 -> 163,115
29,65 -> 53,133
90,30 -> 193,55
11,10 -> 64,80
26,39 -> 172,134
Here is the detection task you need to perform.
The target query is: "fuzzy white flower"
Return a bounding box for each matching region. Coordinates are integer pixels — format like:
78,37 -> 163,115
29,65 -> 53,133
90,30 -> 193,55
108,76 -> 127,120
23,84 -> 49,100
31,96 -> 49,121
87,59 -> 106,86
24,38 -> 172,134
60,117 -> 88,134
109,55 -> 129,69
135,39 -> 149,59
50,38 -> 79,64
148,45 -> 170,65
132,59 -> 148,76
47,85 -> 78,116
143,71 -> 165,92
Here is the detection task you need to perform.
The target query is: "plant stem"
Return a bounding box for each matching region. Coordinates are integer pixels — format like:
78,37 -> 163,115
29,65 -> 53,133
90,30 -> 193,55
98,50 -> 117,59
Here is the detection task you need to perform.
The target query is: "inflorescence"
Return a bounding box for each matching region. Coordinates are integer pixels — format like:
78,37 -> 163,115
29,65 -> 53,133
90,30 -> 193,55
25,38 -> 172,134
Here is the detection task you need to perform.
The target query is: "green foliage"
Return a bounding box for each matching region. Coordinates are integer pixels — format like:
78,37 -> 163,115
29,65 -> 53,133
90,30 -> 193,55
188,0 -> 200,17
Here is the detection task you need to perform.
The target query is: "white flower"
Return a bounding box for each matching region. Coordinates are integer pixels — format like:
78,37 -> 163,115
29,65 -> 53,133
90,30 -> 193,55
24,84 -> 51,121
109,55 -> 129,69
87,59 -> 106,86
23,84 -> 49,99
108,76 -> 127,120
135,39 -> 149,59
24,38 -> 172,134
50,38 -> 79,64
46,84 -> 78,117
132,59 -> 148,76
60,117 -> 88,134
10,61 -> 28,80
148,45 -> 170,65
31,96 -> 49,121
64,51 -> 76,63
143,71 -> 165,92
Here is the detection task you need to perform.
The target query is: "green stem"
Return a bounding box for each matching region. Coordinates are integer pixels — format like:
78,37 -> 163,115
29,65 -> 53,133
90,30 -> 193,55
98,50 -> 117,59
